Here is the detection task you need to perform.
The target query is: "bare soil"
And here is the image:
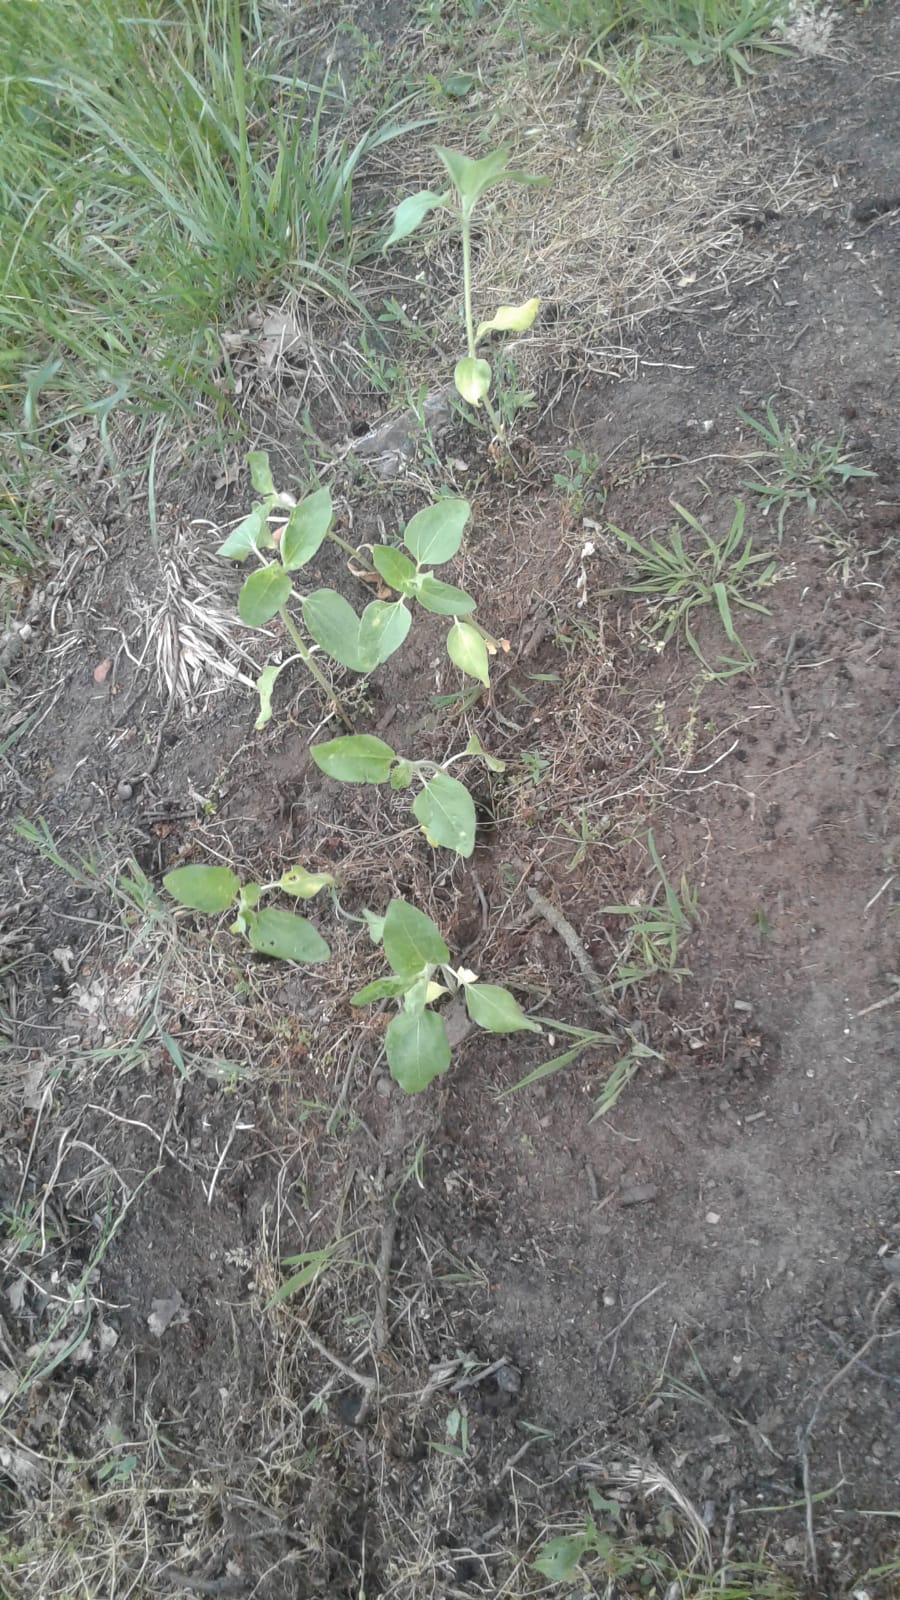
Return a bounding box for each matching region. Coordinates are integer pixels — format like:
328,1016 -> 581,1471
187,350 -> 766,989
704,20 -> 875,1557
1,8 -> 897,1599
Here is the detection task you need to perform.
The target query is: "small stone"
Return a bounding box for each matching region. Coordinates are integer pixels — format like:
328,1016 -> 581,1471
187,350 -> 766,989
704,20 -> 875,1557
706,1211 -> 720,1225
18,623 -> 33,642
116,780 -> 134,801
619,1184 -> 659,1207
374,1075 -> 392,1099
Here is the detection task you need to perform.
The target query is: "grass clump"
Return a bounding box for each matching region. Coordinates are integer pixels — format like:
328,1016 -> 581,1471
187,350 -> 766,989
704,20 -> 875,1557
0,0 -> 417,430
525,0 -> 791,80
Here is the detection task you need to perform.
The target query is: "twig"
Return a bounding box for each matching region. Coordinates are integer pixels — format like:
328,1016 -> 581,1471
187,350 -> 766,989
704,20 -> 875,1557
452,1355 -> 514,1392
525,885 -> 619,1023
854,987 -> 899,1020
301,1325 -> 376,1399
604,1282 -> 666,1373
207,1111 -> 252,1207
372,1210 -> 398,1353
491,1435 -> 541,1487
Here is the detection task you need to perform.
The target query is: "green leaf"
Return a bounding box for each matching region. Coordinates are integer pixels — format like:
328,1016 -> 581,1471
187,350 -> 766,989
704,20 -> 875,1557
475,296 -> 540,343
447,621 -> 490,685
465,731 -> 506,772
414,575 -> 476,615
239,882 -> 261,909
390,761 -> 415,789
532,1532 -> 591,1582
238,565 -> 292,627
281,487 -> 333,570
245,908 -> 330,963
358,599 -> 411,666
302,589 -> 368,672
383,898 -> 449,977
412,771 -> 476,857
311,734 -> 396,784
403,499 -> 471,565
246,450 -> 275,496
441,71 -> 475,97
362,909 -> 386,943
163,865 -> 239,914
386,1009 -> 451,1093
255,661 -> 284,730
217,503 -> 274,560
465,983 -> 541,1034
350,974 -> 411,1005
266,1245 -> 339,1307
454,357 -> 492,405
436,144 -> 511,206
372,545 -> 418,594
384,189 -> 449,248
279,865 -> 335,899
402,974 -> 430,1014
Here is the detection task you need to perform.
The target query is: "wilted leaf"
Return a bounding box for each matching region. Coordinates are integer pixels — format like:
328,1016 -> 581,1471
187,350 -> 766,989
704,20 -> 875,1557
454,357 -> 492,405
279,865 -> 335,899
475,296 -> 540,343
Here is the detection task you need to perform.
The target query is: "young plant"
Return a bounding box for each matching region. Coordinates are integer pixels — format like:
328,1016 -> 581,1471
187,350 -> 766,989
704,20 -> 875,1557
739,401 -> 875,539
163,861 -> 333,964
310,731 -> 504,859
385,145 -> 541,439
353,898 -> 541,1092
219,454 -> 493,726
612,498 -> 777,678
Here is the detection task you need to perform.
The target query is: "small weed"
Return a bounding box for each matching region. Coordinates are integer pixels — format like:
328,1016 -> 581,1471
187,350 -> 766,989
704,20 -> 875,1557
612,497 -> 777,677
602,830 -> 698,990
526,0 -> 791,84
553,446 -> 603,518
739,400 -> 875,538
558,804 -> 609,871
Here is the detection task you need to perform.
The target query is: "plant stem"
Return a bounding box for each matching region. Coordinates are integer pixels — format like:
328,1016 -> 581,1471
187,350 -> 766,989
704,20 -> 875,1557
462,203 -> 504,443
327,528 -> 365,563
278,606 -> 353,730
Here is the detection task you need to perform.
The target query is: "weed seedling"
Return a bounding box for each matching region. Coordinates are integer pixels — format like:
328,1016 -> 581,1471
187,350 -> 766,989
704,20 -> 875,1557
310,731 -> 504,859
385,145 -> 542,440
739,400 -> 875,538
352,898 -> 542,1091
220,453 -> 493,726
612,498 -> 777,677
602,831 -> 698,990
163,861 -> 333,964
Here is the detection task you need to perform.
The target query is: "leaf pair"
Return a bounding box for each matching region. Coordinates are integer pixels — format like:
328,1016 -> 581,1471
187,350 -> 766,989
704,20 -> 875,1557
163,862 -> 332,964
351,899 -> 540,1092
311,734 -> 478,858
385,145 -> 539,245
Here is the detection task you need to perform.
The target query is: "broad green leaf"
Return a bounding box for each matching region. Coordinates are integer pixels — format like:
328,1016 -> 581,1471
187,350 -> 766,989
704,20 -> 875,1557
465,732 -> 506,772
384,188 -> 449,247
239,565 -> 292,627
351,974 -> 411,1005
302,589 -> 368,672
279,865 -> 335,899
436,144 -> 510,206
217,503 -> 274,560
403,499 -> 471,565
465,983 -> 541,1034
245,908 -> 330,963
311,734 -> 396,784
475,296 -> 540,344
383,898 -> 449,978
372,545 -> 418,594
386,1009 -> 451,1093
447,621 -> 490,686
414,575 -> 476,615
532,1533 -> 591,1582
454,357 -> 492,405
255,661 -> 284,730
246,450 -> 275,496
390,761 -> 415,789
358,599 -> 411,667
281,487 -> 332,571
164,865 -> 239,914
412,771 -> 476,857
240,883 -> 261,910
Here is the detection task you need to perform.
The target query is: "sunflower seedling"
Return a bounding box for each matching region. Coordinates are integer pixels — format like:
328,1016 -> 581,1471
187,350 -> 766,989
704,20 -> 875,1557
219,457 -> 493,725
310,731 -> 504,858
163,862 -> 333,963
385,145 -> 541,439
353,897 -> 541,1092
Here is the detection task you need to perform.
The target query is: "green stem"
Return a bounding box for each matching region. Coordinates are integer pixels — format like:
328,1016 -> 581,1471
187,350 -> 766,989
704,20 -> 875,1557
278,606 -> 352,729
462,202 -> 504,443
326,528 -> 365,563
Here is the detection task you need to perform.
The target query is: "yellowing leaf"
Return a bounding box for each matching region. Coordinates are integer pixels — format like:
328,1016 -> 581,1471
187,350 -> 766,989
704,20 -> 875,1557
475,296 -> 540,344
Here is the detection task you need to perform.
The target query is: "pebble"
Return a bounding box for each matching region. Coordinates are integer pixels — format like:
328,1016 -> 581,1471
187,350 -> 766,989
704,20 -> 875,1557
619,1184 -> 659,1207
116,780 -> 134,801
374,1075 -> 392,1099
